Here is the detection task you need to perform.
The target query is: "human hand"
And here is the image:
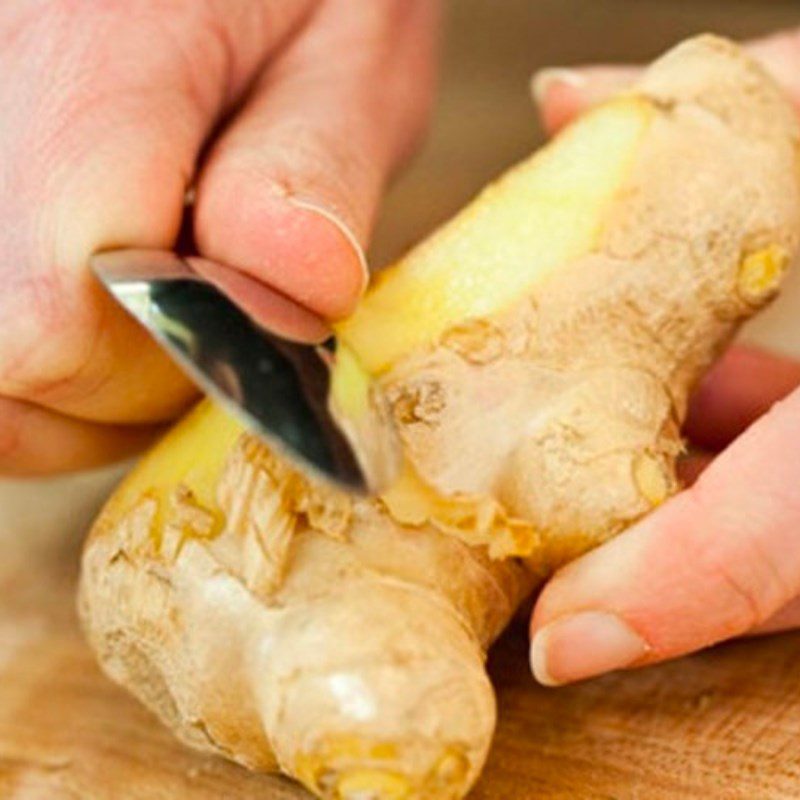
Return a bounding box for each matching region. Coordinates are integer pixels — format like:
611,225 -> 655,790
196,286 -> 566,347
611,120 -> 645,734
0,0 -> 439,474
529,28 -> 800,686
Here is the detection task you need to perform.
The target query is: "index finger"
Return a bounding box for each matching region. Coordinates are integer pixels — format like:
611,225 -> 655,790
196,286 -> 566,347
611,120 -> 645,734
532,28 -> 800,135
530,387 -> 800,686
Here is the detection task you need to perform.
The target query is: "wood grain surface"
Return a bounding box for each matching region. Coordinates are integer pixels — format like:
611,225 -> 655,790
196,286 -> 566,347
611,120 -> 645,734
4,519 -> 800,800
3,1 -> 800,798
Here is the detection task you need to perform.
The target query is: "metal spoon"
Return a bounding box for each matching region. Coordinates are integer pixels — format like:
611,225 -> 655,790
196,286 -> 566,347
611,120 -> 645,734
91,249 -> 399,494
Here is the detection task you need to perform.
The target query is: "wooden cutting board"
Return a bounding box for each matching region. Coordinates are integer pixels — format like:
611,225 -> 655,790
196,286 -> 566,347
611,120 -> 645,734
2,510 -> 800,800
4,2 -> 800,798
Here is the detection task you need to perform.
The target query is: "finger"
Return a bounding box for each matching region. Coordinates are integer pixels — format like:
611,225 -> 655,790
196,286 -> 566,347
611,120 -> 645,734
531,27 -> 800,134
188,257 -> 330,342
195,0 -> 442,321
686,345 -> 800,451
0,396 -> 161,476
748,28 -> 800,109
749,596 -> 800,636
676,450 -> 713,487
532,66 -> 638,135
0,0 -> 316,424
530,387 -> 800,686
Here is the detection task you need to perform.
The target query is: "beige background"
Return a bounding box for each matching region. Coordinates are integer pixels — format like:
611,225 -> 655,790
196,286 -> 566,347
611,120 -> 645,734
2,2 -> 800,798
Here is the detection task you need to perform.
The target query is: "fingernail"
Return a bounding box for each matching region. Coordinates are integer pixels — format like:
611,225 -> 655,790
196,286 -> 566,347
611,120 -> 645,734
188,256 -> 331,343
531,67 -> 586,107
530,611 -> 649,686
288,197 -> 370,300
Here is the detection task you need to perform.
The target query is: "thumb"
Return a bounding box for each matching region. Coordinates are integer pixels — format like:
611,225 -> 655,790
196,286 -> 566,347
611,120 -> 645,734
529,387 -> 800,686
532,28 -> 800,135
0,0 -> 315,425
195,0 -> 441,321
532,65 -> 639,135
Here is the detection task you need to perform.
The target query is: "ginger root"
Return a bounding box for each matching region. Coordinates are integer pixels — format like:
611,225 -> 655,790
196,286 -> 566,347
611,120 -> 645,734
80,36 -> 800,800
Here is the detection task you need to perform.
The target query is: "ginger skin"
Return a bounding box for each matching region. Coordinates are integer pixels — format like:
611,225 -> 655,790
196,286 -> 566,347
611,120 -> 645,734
80,37 -> 800,800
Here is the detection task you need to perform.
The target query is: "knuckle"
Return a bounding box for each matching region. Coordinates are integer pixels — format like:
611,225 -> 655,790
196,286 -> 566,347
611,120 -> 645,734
703,551 -> 770,630
687,488 -> 794,630
0,269 -> 97,403
0,397 -> 24,468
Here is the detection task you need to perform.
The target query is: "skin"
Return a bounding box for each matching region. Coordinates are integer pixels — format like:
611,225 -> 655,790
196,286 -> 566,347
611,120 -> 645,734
529,28 -> 800,686
0,0 -> 441,475
5,0 -> 800,711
